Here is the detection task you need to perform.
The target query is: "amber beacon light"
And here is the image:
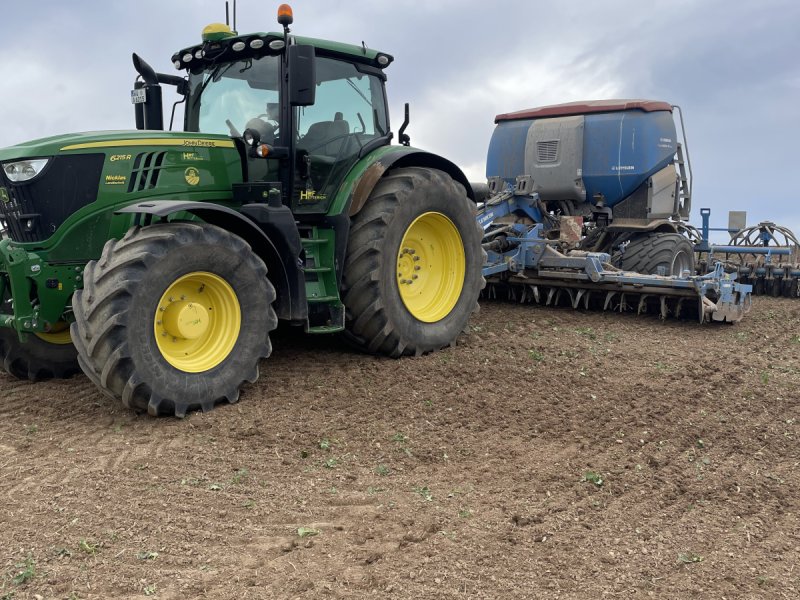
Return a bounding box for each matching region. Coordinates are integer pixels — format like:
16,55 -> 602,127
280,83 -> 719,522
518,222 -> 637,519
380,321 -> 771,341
277,4 -> 294,26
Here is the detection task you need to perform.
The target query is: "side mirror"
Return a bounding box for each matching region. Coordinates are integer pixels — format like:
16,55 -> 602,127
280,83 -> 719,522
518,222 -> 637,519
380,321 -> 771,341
288,45 -> 315,107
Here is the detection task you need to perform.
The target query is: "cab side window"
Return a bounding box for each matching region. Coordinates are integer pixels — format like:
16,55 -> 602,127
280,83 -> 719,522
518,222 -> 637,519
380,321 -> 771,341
294,57 -> 388,207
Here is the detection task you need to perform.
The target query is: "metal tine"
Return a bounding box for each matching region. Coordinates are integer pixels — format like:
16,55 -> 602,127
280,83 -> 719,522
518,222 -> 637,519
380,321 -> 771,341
573,289 -> 585,309
618,293 -> 628,313
532,285 -> 540,304
604,291 -> 616,311
675,297 -> 684,319
660,296 -> 668,320
563,288 -> 575,308
546,287 -> 556,306
637,294 -> 648,316
583,290 -> 592,310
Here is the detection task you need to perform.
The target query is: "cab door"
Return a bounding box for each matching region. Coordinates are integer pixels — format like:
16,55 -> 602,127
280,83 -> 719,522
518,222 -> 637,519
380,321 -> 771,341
291,56 -> 389,214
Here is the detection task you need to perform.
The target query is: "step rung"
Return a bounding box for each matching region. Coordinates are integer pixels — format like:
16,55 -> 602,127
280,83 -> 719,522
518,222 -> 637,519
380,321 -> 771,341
306,324 -> 345,334
307,295 -> 339,303
305,266 -> 332,273
301,238 -> 328,246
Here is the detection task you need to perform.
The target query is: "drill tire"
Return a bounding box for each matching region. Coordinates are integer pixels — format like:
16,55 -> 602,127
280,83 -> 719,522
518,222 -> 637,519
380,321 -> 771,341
620,232 -> 695,276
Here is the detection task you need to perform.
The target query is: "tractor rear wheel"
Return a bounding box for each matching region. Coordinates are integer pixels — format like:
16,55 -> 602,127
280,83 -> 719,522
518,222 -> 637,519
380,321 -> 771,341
342,167 -> 484,357
620,232 -> 695,276
0,317 -> 79,381
70,223 -> 277,417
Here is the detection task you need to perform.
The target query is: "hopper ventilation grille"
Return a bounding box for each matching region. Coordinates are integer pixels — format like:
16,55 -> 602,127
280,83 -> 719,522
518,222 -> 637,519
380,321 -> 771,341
537,140 -> 559,163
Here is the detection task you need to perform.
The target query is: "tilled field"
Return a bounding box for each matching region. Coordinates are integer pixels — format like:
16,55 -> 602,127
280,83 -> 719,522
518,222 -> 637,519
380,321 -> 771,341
1,297 -> 798,599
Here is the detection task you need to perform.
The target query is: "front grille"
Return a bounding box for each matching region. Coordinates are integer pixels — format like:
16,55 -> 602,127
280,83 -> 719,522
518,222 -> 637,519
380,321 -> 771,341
0,154 -> 104,243
127,151 -> 167,193
537,140 -> 559,163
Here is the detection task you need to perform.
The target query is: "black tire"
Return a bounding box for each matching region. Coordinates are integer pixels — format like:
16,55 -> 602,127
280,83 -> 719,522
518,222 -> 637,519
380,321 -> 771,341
70,223 -> 277,417
342,167 -> 484,357
783,277 -> 798,298
620,232 -> 695,276
0,326 -> 80,381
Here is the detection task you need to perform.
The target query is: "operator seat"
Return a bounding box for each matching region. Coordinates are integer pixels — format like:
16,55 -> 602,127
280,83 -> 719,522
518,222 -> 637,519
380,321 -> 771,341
300,112 -> 350,157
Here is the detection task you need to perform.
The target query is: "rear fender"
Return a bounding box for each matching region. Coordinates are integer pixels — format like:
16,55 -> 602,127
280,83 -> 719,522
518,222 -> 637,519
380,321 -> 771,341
333,147 -> 474,218
115,201 -> 306,321
606,219 -> 679,234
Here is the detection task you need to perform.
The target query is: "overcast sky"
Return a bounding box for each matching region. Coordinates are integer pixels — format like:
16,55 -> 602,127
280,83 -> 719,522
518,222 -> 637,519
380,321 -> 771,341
1,0 -> 798,239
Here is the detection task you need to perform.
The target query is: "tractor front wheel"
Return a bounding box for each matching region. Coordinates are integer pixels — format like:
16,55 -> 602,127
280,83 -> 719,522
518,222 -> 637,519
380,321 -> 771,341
342,167 -> 484,356
70,223 -> 277,417
0,322 -> 79,381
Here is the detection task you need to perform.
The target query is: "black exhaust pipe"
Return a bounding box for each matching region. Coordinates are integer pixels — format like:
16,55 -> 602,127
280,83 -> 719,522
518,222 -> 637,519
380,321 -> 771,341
132,53 -> 164,130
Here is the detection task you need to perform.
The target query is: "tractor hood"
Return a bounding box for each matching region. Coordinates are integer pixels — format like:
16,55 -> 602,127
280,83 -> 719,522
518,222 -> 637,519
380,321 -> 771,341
0,130 -> 236,161
0,129 -> 242,248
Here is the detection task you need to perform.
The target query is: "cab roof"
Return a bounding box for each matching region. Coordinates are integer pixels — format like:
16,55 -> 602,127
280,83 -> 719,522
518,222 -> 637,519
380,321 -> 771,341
172,31 -> 393,72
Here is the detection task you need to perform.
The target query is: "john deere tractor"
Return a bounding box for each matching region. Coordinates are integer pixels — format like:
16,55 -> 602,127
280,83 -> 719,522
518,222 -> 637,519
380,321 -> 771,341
0,6 -> 483,416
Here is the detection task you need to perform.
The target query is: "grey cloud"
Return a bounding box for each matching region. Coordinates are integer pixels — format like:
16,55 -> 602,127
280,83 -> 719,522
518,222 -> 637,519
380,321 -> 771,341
0,0 -> 797,235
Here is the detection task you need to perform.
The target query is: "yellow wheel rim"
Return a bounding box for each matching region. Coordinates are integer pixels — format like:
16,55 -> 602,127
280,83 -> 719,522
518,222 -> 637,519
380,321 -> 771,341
154,272 -> 241,373
396,212 -> 465,323
35,323 -> 72,345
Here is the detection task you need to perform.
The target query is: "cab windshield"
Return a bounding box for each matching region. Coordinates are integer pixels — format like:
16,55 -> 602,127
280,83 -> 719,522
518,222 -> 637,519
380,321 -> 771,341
185,55 -> 281,136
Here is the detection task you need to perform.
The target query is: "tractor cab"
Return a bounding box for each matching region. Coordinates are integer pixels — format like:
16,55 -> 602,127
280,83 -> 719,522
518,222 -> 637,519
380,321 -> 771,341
135,8 -> 393,215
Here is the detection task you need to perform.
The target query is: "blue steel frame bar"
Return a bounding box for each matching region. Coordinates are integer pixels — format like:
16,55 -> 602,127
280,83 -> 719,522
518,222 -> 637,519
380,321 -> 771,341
696,207 -> 790,258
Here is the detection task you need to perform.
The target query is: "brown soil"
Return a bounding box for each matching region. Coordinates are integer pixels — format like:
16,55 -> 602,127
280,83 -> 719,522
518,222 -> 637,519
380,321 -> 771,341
1,297 -> 799,599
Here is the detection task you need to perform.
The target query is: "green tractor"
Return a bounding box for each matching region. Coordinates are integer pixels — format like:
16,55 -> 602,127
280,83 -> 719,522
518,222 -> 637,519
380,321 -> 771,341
0,7 -> 484,416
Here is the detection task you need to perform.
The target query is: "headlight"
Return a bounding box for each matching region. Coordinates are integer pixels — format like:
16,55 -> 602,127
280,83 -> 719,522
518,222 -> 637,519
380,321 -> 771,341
3,158 -> 50,183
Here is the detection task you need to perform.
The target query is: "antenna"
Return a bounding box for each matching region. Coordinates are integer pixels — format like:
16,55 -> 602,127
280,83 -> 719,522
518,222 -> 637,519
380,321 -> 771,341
225,1 -> 230,26
233,0 -> 237,31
